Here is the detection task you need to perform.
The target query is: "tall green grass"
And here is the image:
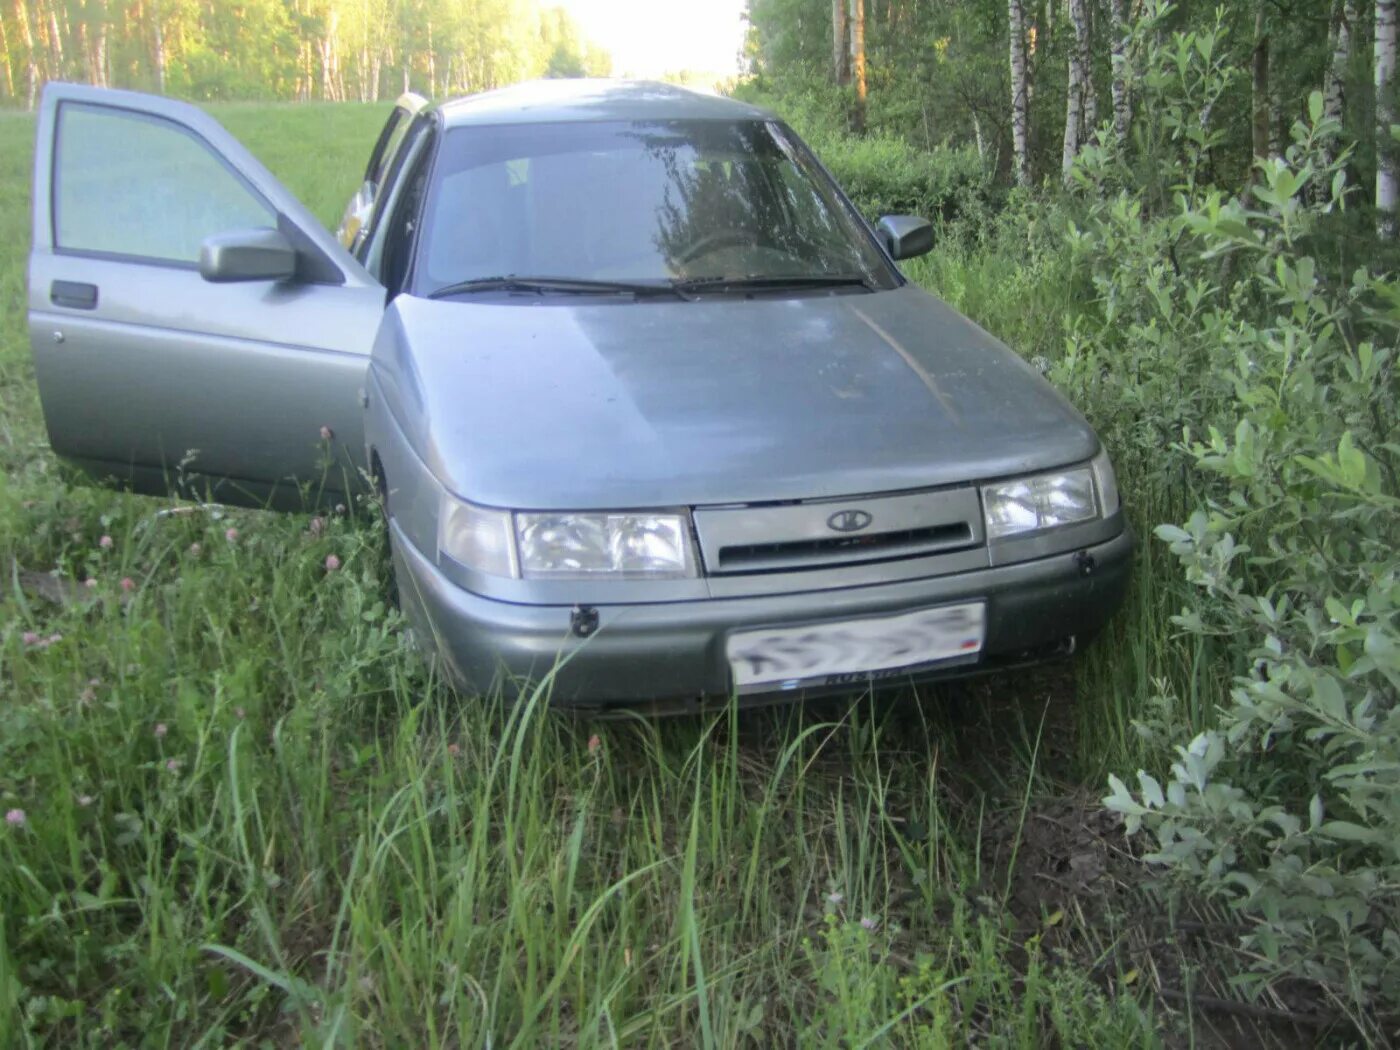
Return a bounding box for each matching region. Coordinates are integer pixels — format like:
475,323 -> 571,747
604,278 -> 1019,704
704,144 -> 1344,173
0,104 -> 1171,1046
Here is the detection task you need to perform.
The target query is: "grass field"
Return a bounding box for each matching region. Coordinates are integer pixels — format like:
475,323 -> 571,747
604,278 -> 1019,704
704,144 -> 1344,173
0,104 -> 1196,1047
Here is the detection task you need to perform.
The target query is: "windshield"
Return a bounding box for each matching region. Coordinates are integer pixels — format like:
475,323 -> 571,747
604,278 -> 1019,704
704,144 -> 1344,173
412,119 -> 899,296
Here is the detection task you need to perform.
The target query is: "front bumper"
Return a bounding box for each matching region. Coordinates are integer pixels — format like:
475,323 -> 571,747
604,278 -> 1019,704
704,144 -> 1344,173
390,519 -> 1133,710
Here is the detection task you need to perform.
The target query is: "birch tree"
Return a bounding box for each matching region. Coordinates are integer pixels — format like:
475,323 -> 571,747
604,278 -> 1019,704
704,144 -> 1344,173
1108,0 -> 1130,148
0,13 -> 11,99
1251,6 -> 1271,164
10,0 -> 39,106
1323,0 -> 1355,127
1061,0 -> 1091,182
1378,0 -> 1398,238
851,0 -> 867,132
1318,0 -> 1355,180
831,0 -> 848,85
1008,0 -> 1030,186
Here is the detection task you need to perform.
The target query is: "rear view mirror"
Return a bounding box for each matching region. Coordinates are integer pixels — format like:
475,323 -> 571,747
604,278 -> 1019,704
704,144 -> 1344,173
199,227 -> 299,283
876,215 -> 934,260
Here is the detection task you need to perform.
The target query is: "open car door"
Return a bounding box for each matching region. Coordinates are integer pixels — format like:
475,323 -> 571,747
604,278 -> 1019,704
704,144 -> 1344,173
28,83 -> 385,509
336,91 -> 427,253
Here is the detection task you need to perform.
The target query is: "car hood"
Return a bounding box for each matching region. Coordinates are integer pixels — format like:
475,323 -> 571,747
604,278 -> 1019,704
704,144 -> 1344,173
373,285 -> 1099,509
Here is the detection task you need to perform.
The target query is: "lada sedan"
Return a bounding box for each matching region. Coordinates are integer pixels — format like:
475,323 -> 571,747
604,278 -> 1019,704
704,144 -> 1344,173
27,79 -> 1131,711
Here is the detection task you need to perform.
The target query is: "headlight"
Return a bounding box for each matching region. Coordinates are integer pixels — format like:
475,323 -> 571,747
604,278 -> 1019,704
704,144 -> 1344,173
516,512 -> 697,579
439,496 -> 518,577
982,465 -> 1099,539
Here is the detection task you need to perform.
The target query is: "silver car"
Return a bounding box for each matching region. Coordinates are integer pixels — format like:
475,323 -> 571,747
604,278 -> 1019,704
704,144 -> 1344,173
27,79 -> 1131,712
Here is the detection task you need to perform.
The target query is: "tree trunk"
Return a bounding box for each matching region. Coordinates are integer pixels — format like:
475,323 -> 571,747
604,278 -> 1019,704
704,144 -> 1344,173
92,5 -> 107,87
0,13 -> 13,100
47,4 -> 64,78
1268,84 -> 1282,160
1083,0 -> 1098,130
152,10 -> 165,93
426,15 -> 436,97
1008,0 -> 1031,186
831,0 -> 849,85
14,1 -> 38,107
1377,0 -> 1398,237
1109,0 -> 1130,147
1062,0 -> 1091,183
1251,6 -> 1270,164
1321,0 -> 1355,172
851,0 -> 867,133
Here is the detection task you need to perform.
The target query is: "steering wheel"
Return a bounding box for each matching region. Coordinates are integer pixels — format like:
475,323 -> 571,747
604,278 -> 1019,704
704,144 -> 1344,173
676,228 -> 760,264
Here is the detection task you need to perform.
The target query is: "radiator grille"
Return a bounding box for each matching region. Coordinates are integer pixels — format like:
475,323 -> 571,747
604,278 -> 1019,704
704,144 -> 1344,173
694,486 -> 985,575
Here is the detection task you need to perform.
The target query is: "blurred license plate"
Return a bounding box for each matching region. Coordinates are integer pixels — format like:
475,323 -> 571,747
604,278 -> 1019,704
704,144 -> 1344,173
727,602 -> 986,692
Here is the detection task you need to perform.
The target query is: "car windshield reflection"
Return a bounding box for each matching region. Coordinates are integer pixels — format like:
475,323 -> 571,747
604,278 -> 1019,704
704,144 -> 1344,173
415,119 -> 898,297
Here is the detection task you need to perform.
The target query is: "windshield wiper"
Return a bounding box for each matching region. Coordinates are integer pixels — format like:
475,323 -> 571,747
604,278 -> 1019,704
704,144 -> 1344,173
671,273 -> 876,294
425,276 -> 683,300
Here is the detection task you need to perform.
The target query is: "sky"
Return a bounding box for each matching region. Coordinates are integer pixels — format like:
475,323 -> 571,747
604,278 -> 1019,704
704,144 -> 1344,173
549,0 -> 749,81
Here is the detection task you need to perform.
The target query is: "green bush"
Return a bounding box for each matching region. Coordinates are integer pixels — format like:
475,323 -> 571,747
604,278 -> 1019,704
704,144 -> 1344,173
817,134 -> 988,224
1052,4 -> 1400,1032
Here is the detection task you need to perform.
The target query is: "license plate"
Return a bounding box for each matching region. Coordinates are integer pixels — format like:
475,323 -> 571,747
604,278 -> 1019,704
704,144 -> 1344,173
726,602 -> 986,692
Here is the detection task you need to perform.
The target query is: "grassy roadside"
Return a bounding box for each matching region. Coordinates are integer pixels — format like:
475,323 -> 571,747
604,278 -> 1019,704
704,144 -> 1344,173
1,104 -> 1189,1047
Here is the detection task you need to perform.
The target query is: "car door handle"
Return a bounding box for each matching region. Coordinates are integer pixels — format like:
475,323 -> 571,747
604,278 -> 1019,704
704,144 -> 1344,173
51,280 -> 98,310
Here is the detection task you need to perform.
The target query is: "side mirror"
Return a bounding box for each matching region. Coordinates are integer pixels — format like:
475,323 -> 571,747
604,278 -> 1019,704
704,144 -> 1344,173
876,215 -> 934,260
199,227 -> 299,283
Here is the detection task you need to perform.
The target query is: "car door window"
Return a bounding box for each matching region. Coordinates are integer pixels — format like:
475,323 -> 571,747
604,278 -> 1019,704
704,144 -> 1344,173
367,109 -> 410,186
379,130 -> 437,297
359,113 -> 436,272
54,102 -> 274,266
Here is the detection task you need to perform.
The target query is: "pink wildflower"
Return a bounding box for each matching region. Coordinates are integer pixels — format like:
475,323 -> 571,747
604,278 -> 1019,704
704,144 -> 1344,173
308,516 -> 326,536
324,554 -> 341,572
154,723 -> 168,739
319,425 -> 334,441
5,809 -> 25,828
99,534 -> 114,550
21,631 -> 40,647
225,527 -> 239,543
587,733 -> 602,754
860,916 -> 879,931
120,577 -> 135,593
165,758 -> 182,773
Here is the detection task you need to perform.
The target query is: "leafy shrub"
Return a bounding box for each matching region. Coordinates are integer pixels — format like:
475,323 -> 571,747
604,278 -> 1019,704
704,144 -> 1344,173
816,135 -> 989,224
1055,3 -> 1400,1031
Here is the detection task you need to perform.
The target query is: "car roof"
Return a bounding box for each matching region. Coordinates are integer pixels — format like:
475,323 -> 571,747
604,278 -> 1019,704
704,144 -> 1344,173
435,79 -> 775,128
